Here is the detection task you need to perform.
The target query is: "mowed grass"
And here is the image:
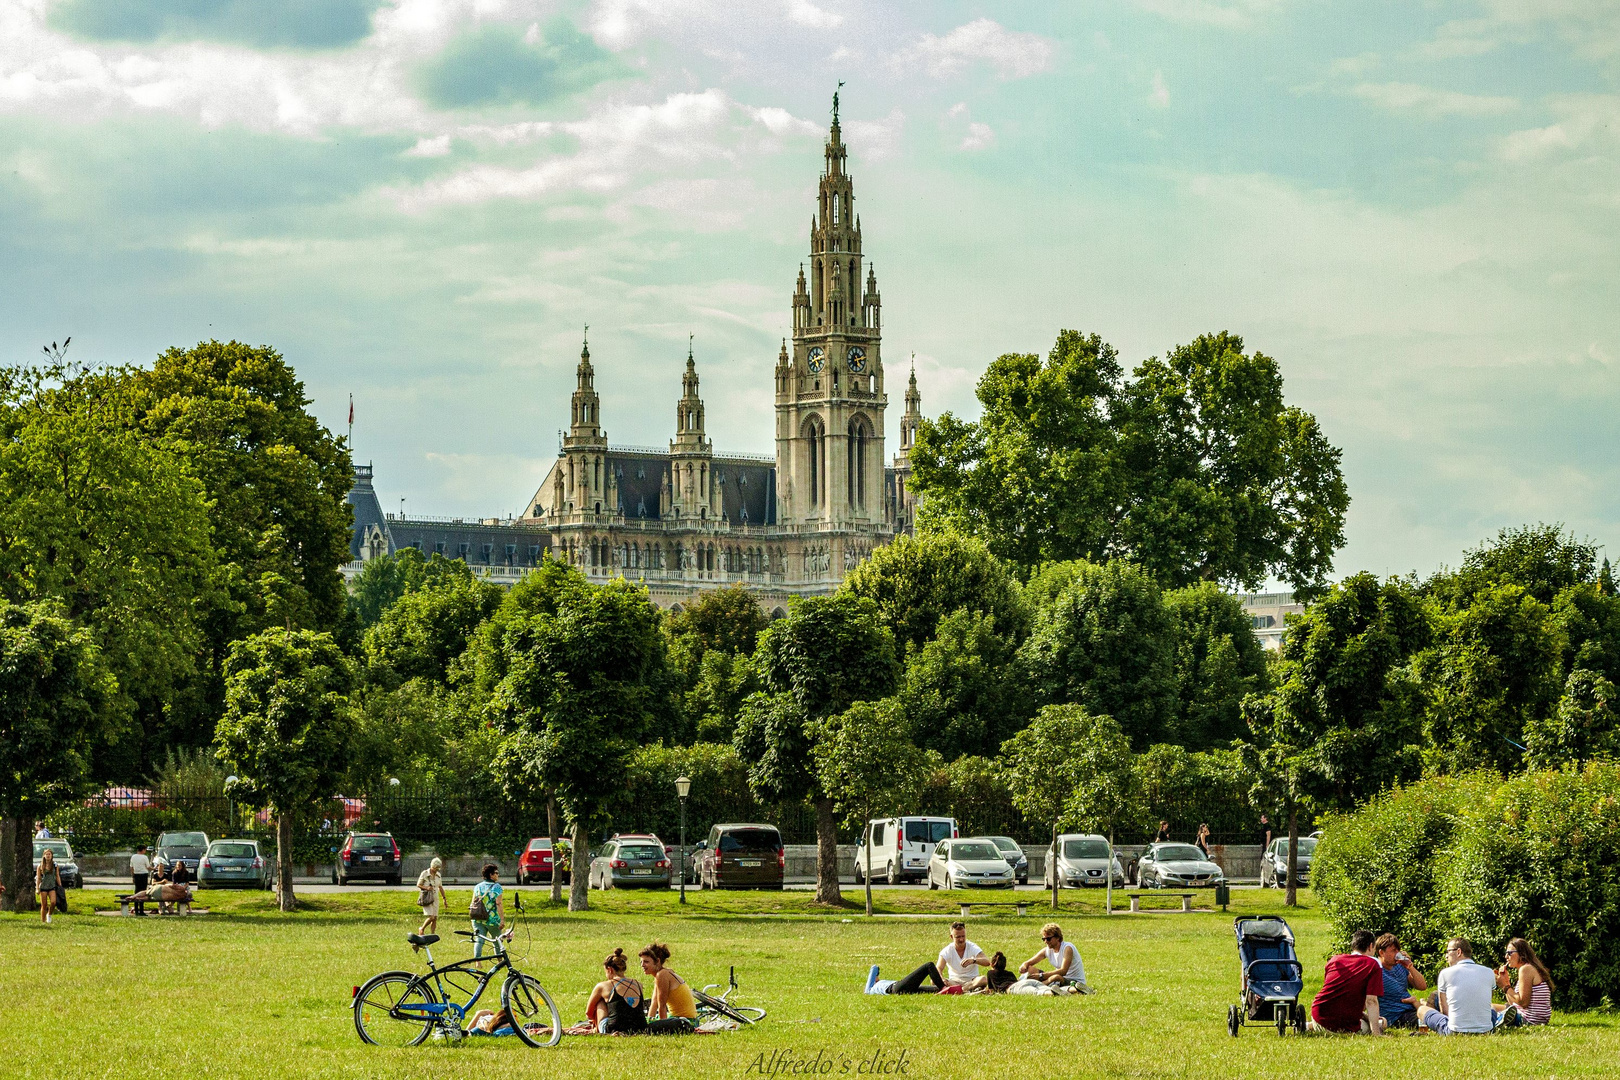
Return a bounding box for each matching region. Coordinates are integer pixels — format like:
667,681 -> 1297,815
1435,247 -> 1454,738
2,886 -> 1617,1079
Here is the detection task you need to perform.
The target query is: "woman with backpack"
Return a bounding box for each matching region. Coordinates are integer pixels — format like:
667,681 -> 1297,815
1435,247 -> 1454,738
469,863 -> 510,960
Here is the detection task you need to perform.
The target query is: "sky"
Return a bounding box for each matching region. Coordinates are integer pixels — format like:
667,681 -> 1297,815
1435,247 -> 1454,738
2,0 -> 1617,582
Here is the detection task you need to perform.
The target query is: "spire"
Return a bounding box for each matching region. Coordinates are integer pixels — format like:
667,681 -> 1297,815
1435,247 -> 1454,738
672,335 -> 708,453
568,323 -> 602,443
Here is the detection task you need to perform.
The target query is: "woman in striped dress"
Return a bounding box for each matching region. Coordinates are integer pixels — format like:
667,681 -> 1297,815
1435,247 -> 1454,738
1495,937 -> 1554,1026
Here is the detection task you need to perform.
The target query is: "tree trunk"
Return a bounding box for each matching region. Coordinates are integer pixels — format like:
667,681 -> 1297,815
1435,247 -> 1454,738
547,796 -> 563,904
0,817 -> 38,913
1051,819 -> 1059,911
1285,802 -> 1298,909
568,818 -> 589,912
275,811 -> 296,912
813,796 -> 841,905
1106,828 -> 1114,916
863,810 -> 874,918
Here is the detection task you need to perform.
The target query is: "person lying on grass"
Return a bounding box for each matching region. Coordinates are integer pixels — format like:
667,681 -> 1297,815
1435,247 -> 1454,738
587,947 -> 647,1034
641,942 -> 698,1034
1019,924 -> 1088,991
865,921 -> 993,995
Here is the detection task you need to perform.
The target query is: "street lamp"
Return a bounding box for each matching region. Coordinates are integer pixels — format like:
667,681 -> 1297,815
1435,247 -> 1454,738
675,776 -> 691,905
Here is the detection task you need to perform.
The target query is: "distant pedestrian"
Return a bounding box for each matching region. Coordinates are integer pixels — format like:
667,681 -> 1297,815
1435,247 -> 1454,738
1154,821 -> 1171,843
36,849 -> 61,924
35,825 -> 52,839
130,846 -> 151,917
1259,814 -> 1273,850
1195,824 -> 1211,858
415,857 -> 446,943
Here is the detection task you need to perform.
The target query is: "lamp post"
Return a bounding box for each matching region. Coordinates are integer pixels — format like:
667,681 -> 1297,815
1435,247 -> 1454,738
675,775 -> 691,905
225,776 -> 239,836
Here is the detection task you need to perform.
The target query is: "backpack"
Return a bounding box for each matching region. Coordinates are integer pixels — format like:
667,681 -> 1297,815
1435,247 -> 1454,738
469,886 -> 489,923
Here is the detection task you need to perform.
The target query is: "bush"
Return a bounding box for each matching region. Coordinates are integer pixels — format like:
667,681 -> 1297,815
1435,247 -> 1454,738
1132,744 -> 1260,844
1312,772 -> 1494,970
606,742 -> 817,845
1316,766 -> 1620,1006
918,754 -> 1026,839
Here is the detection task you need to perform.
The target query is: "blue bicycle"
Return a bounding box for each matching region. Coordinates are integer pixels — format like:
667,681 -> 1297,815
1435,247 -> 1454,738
353,893 -> 562,1048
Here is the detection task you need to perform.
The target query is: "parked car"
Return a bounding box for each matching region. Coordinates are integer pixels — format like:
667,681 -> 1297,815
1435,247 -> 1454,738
518,838 -> 572,886
198,839 -> 270,889
1135,842 -> 1225,889
333,831 -> 402,886
980,835 -> 1030,885
694,824 -> 784,890
155,831 -> 210,876
1043,833 -> 1125,889
589,834 -> 671,890
1260,836 -> 1318,889
33,839 -> 82,890
927,837 -> 1016,890
852,816 -> 957,884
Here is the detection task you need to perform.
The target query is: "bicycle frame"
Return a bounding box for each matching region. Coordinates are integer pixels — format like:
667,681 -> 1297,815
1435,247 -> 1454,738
394,932 -> 512,1030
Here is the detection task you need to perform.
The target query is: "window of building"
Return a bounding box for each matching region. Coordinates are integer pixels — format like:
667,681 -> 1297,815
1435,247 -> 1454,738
456,542 -> 468,559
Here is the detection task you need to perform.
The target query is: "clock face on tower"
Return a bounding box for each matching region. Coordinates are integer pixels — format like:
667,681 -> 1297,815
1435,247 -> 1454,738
807,346 -> 826,373
846,346 -> 867,373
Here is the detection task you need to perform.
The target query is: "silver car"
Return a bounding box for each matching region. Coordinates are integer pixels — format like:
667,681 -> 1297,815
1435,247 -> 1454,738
1260,836 -> 1317,888
1136,842 -> 1225,888
927,838 -> 1016,890
1044,833 -> 1125,889
980,836 -> 1030,885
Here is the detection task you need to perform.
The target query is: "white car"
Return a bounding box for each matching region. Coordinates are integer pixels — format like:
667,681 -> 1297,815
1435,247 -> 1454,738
853,816 -> 956,884
1135,842 -> 1225,889
927,838 -> 1016,890
1260,836 -> 1318,888
1043,833 -> 1125,889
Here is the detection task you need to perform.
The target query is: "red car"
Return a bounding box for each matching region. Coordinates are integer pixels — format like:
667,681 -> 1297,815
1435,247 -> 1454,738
519,837 -> 571,885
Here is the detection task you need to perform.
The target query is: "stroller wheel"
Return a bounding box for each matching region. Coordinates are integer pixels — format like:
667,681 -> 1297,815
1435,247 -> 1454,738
1277,1008 -> 1288,1036
1294,1004 -> 1306,1034
1227,1005 -> 1240,1037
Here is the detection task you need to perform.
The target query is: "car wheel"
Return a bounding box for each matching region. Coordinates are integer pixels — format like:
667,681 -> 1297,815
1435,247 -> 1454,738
928,871 -> 938,891
335,872 -> 347,887
853,861 -> 864,885
885,862 -> 899,886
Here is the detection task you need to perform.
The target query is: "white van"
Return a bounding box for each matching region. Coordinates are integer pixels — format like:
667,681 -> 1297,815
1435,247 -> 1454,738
852,817 -> 958,884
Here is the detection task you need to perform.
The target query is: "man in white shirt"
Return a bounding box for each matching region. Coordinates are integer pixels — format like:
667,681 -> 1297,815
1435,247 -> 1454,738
129,846 -> 151,917
1418,938 -> 1498,1034
1020,923 -> 1089,991
937,922 -> 990,986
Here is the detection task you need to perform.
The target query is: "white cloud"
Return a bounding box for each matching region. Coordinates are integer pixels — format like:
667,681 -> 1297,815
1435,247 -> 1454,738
1134,0 -> 1293,29
1149,70 -> 1170,108
1350,81 -> 1518,118
785,1 -> 843,30
891,18 -> 1054,80
1427,1 -> 1620,65
406,134 -> 453,157
1499,94 -> 1620,160
946,102 -> 969,120
844,106 -> 904,160
588,0 -> 841,49
960,121 -> 994,151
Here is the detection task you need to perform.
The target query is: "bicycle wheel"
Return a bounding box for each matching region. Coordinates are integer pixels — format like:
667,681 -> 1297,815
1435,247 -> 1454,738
354,971 -> 438,1047
694,991 -> 761,1025
502,972 -> 562,1047
728,1005 -> 766,1023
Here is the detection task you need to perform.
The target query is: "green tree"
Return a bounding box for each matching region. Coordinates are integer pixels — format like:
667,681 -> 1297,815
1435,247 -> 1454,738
1000,704 -> 1141,909
898,609 -> 1029,759
910,331 -> 1125,571
734,594 -> 898,904
0,600 -> 118,911
0,361 -> 216,779
1163,582 -> 1271,749
484,566 -> 669,912
684,650 -> 759,745
348,548 -> 477,631
811,698 -> 929,915
363,571 -> 502,690
214,628 -> 358,911
1430,523 -> 1599,609
1112,332 -> 1348,597
1018,559 -> 1178,747
665,586 -> 769,744
1524,669 -> 1620,770
909,329 -> 1349,596
840,531 -> 1030,656
917,753 -> 1025,840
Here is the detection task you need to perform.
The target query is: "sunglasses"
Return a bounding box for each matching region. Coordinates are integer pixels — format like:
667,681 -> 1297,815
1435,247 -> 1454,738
1505,949 -> 1519,956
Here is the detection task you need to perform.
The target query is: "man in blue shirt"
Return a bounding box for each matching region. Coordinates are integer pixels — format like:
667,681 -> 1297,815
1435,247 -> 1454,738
1374,933 -> 1427,1028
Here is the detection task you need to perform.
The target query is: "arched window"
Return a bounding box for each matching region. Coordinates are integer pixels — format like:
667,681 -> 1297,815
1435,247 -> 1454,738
803,415 -> 826,509
848,416 -> 869,509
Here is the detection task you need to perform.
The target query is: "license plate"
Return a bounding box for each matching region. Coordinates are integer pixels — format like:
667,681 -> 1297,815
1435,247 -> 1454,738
363,856 -> 381,862
632,869 -> 653,875
740,860 -> 761,867
221,867 -> 243,872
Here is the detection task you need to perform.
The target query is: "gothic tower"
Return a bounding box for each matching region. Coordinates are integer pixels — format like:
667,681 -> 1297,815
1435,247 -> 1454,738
669,337 -> 718,521
776,98 -> 885,529
558,329 -> 613,519
891,359 -> 923,533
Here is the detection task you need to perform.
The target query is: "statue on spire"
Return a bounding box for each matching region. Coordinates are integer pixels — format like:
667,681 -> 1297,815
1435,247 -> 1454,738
832,81 -> 844,123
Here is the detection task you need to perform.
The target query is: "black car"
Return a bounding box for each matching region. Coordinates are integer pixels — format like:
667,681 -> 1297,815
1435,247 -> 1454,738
155,831 -> 211,876
33,839 -> 82,889
334,831 -> 402,885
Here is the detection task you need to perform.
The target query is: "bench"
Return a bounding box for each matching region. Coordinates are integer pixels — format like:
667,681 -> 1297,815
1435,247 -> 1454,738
958,901 -> 1030,917
118,891 -> 192,916
1126,893 -> 1196,913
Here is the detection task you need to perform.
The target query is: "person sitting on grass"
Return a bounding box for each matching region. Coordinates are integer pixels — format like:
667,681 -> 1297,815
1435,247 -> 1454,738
1493,938 -> 1554,1027
965,952 -> 1018,993
1417,938 -> 1497,1035
1307,929 -> 1385,1034
1019,924 -> 1088,990
1375,933 -> 1428,1030
641,942 -> 698,1034
587,947 -> 647,1034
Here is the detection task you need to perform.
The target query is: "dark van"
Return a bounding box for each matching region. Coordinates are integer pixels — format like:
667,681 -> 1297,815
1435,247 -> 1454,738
696,824 -> 784,890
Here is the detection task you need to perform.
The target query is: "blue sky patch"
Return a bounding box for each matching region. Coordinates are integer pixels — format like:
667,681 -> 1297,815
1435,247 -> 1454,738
48,0 -> 384,50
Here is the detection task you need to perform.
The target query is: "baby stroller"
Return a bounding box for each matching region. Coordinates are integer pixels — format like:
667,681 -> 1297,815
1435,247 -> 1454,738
1228,916 -> 1306,1036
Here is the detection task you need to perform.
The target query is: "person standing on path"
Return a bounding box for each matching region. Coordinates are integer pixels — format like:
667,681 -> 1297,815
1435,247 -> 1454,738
130,846 -> 151,917
36,848 -> 61,924
1195,824 -> 1212,858
1259,814 -> 1273,850
415,857 -> 446,943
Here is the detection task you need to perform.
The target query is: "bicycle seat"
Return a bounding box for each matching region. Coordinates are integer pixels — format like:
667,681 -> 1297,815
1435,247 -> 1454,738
407,933 -> 440,947
454,930 -> 475,938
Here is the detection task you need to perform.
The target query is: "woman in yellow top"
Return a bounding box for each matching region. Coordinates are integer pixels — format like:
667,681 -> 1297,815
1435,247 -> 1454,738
640,942 -> 697,1034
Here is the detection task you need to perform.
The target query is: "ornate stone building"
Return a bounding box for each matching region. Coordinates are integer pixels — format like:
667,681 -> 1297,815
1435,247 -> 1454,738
348,111 -> 924,611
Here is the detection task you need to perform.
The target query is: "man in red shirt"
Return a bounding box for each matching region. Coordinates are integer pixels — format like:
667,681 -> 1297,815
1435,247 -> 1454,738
1308,930 -> 1386,1034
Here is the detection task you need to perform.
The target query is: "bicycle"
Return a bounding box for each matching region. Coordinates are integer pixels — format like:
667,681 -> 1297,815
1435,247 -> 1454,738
695,966 -> 766,1025
353,892 -> 563,1048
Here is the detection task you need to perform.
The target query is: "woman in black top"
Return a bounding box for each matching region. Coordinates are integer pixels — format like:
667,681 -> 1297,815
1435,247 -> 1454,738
1195,824 -> 1211,858
586,948 -> 646,1034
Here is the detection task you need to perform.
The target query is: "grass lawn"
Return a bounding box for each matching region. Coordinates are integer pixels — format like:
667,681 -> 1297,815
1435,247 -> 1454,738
2,885 -> 1615,1079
